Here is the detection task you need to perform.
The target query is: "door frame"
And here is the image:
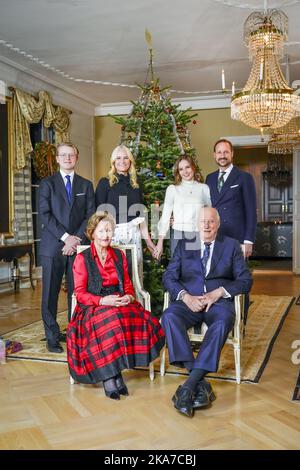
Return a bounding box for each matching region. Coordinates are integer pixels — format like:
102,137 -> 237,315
223,135 -> 297,273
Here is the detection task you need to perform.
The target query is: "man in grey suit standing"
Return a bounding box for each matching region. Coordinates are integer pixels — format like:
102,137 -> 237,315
39,142 -> 95,353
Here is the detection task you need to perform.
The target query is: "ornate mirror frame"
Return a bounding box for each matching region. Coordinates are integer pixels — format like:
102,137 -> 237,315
0,96 -> 14,237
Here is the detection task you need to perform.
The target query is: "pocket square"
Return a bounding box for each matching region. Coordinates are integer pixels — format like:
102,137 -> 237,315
76,193 -> 86,196
230,184 -> 239,188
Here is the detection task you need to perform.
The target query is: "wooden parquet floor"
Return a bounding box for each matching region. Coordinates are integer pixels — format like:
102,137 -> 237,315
0,273 -> 300,450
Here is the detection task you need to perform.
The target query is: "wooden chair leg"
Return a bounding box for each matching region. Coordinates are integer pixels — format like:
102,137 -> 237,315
160,346 -> 166,376
234,346 -> 241,384
149,362 -> 155,381
70,375 -> 75,385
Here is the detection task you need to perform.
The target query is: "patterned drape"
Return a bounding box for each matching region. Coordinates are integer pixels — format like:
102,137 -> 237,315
13,164 -> 34,244
12,88 -> 71,170
9,88 -> 71,249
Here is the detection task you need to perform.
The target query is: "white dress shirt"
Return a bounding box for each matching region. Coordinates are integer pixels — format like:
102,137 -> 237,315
176,238 -> 230,301
218,164 -> 233,183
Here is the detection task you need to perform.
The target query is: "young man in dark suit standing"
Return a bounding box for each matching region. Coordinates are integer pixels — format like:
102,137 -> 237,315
205,139 -> 257,258
39,143 -> 95,353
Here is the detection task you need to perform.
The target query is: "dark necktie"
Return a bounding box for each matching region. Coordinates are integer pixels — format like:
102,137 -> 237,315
217,172 -> 225,193
65,175 -> 72,204
201,242 -> 211,274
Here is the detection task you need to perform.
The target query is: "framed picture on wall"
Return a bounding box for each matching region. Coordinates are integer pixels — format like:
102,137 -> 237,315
0,96 -> 14,237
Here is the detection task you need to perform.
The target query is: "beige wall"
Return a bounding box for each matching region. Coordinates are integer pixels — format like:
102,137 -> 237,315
94,107 -> 259,181
94,116 -> 122,184
188,108 -> 258,177
69,113 -> 94,182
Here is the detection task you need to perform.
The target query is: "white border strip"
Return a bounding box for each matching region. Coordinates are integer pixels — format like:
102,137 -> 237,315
224,135 -> 270,146
95,94 -> 232,116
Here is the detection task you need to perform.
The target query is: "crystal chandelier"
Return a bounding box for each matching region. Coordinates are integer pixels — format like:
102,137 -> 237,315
264,154 -> 291,186
268,117 -> 300,155
231,8 -> 300,130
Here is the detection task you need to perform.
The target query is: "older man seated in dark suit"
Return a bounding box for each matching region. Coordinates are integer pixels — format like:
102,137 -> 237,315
162,206 -> 252,417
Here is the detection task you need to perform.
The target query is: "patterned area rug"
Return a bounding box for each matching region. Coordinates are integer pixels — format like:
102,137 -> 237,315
3,294 -> 294,383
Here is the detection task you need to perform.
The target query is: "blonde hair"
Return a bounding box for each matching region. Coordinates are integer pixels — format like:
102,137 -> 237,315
108,145 -> 139,189
56,142 -> 79,157
86,212 -> 116,241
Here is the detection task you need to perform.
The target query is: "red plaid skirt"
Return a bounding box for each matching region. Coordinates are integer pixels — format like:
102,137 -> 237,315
66,301 -> 165,384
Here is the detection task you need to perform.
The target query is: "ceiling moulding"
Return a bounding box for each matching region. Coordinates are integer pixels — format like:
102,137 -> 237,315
0,56 -> 96,115
95,94 -> 231,116
224,135 -> 270,147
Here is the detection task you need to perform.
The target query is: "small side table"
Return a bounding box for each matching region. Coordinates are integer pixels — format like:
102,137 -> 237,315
0,243 -> 35,292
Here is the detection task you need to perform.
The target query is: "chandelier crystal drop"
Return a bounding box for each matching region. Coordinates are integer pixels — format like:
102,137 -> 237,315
264,154 -> 291,186
268,117 -> 300,154
231,8 -> 300,130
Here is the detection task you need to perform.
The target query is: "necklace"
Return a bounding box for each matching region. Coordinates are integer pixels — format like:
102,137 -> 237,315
182,180 -> 194,195
98,249 -> 107,265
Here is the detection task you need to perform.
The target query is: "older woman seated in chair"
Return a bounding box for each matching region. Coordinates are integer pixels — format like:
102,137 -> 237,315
66,212 -> 165,399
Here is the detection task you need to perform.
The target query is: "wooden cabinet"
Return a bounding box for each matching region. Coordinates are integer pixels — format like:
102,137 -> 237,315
253,222 -> 292,258
0,243 -> 35,291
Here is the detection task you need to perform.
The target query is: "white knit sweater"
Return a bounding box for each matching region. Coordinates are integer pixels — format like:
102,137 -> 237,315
158,180 -> 211,236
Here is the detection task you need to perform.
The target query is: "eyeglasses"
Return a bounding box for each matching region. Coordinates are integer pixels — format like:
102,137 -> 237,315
57,153 -> 77,158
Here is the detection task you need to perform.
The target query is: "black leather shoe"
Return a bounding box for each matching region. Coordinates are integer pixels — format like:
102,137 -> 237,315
115,374 -> 129,396
200,378 -> 216,402
172,385 -> 194,418
103,378 -> 120,400
193,379 -> 216,409
104,389 -> 120,400
46,342 -> 64,353
59,332 -> 66,342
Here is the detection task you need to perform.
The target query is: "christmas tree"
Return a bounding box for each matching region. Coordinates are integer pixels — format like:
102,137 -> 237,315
112,35 -> 200,312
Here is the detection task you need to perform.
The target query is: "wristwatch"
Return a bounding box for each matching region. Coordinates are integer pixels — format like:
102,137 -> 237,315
178,290 -> 187,301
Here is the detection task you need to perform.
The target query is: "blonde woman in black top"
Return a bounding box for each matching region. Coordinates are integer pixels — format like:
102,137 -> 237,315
95,145 -> 157,279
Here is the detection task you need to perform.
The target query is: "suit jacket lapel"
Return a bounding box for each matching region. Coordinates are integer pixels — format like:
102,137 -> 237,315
208,236 -> 224,276
185,236 -> 205,278
70,173 -> 79,208
193,236 -> 205,278
210,172 -> 221,204
56,172 -> 70,206
214,166 -> 239,203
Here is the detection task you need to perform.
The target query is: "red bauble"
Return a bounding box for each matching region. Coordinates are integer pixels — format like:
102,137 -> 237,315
193,120 -> 197,125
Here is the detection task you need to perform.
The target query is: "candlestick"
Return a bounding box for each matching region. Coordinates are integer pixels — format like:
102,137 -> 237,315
221,69 -> 225,90
232,81 -> 235,96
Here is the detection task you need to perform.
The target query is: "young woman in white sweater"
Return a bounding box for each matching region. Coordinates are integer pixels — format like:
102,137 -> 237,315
155,155 -> 211,258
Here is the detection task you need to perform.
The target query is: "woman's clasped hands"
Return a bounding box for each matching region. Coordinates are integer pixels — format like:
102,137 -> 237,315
100,294 -> 134,307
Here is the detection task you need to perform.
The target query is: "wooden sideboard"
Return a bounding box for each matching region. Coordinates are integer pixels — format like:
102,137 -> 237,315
0,243 -> 35,291
252,222 -> 292,258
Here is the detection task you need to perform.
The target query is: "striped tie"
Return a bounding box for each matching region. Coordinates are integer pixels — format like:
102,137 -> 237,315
217,172 -> 225,193
201,242 -> 211,274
